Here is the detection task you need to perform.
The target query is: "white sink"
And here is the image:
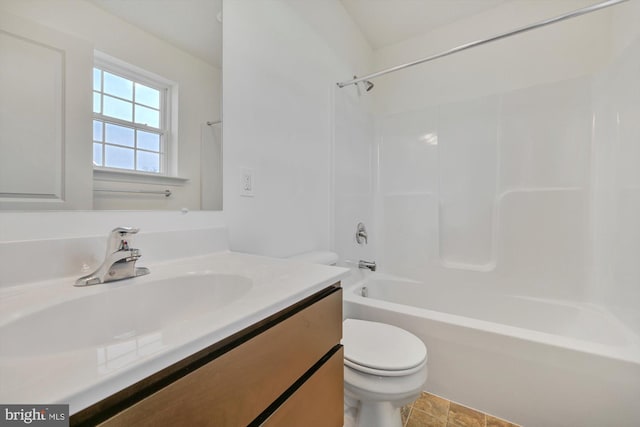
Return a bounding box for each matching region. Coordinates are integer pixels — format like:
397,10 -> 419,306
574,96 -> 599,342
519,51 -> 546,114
0,273 -> 252,358
0,251 -> 348,413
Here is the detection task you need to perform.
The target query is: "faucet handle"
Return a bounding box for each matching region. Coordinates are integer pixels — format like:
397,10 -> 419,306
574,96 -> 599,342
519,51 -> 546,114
111,227 -> 140,235
356,222 -> 368,245
106,227 -> 140,253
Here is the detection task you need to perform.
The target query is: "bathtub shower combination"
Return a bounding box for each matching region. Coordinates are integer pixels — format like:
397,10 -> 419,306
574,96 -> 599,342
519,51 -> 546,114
334,1 -> 640,426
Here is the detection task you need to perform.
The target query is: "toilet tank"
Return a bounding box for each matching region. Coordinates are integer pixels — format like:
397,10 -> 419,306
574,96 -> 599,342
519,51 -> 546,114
288,251 -> 339,266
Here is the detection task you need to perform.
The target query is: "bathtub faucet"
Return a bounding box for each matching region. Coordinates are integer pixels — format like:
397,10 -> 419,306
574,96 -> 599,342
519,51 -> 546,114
358,259 -> 377,272
75,227 -> 150,286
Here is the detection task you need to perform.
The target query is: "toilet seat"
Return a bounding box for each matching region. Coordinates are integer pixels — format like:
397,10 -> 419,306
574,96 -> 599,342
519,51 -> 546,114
345,357 -> 427,376
343,319 -> 427,377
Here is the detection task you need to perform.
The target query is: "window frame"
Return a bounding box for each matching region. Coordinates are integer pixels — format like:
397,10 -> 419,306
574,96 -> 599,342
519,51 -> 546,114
92,52 -> 175,177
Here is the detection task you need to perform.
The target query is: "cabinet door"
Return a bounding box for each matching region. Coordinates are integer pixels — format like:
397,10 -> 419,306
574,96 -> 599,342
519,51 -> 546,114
261,347 -> 344,427
99,289 -> 342,427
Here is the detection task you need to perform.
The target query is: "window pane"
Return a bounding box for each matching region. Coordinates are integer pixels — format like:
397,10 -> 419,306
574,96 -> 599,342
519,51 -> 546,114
93,143 -> 103,166
134,105 -> 159,128
93,92 -> 101,114
105,145 -> 134,170
105,123 -> 134,147
91,63 -> 167,176
137,130 -> 160,151
103,71 -> 132,100
93,120 -> 103,141
137,151 -> 160,173
103,95 -> 132,121
93,68 -> 102,91
135,83 -> 160,108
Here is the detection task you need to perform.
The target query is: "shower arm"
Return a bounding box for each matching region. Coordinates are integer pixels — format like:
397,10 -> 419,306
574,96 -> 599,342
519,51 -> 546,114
336,0 -> 629,89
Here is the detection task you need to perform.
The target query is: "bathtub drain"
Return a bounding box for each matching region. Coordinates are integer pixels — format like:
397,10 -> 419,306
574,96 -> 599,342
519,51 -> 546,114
361,286 -> 368,297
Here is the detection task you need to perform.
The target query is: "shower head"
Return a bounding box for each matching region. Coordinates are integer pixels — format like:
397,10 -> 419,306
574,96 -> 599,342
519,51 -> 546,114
352,75 -> 375,93
363,80 -> 374,92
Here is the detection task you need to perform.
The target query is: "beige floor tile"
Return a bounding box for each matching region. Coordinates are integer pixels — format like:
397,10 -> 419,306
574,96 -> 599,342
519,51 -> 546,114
486,415 -> 520,427
446,402 -> 486,427
397,393 -> 522,427
412,392 -> 450,422
407,407 -> 448,427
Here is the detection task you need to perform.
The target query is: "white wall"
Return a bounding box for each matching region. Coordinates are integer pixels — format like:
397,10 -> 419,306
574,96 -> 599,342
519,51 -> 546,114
333,88 -> 376,265
0,0 -> 221,210
282,0 -> 376,263
283,0 -> 372,81
222,0 -> 372,257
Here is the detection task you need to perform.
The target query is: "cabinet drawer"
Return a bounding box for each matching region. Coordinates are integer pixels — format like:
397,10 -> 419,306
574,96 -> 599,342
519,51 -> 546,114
99,288 -> 342,427
261,347 -> 344,427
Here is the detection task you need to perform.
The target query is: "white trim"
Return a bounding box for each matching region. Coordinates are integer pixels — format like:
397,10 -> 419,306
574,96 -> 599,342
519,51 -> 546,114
93,168 -> 189,185
93,115 -> 165,135
94,50 -> 174,88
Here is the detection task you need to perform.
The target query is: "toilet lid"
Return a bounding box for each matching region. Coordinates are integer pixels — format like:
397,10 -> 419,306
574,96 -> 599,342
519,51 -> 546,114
342,319 -> 427,374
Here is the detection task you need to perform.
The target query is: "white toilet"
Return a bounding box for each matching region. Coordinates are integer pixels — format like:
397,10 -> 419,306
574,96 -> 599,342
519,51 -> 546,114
342,319 -> 428,427
287,252 -> 428,427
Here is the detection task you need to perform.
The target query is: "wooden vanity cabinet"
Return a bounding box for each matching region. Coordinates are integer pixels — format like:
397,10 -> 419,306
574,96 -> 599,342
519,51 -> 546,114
261,347 -> 344,427
71,284 -> 343,427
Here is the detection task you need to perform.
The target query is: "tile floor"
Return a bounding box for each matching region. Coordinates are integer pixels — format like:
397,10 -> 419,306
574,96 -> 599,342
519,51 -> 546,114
402,392 -> 521,427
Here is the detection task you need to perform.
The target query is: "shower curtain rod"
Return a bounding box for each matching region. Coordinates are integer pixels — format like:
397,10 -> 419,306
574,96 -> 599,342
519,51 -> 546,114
336,0 -> 629,88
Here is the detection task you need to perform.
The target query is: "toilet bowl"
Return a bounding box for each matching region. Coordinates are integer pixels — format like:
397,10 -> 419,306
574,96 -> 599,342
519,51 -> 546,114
343,318 -> 428,427
286,252 -> 428,427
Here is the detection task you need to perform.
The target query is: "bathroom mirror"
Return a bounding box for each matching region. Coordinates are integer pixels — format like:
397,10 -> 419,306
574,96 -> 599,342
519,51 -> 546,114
0,0 -> 222,211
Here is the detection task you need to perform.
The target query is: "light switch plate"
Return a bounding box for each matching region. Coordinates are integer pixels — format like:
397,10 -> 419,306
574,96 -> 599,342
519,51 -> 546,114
240,168 -> 254,197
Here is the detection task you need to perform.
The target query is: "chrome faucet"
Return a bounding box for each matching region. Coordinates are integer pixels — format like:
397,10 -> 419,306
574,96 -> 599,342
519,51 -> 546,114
358,260 -> 377,272
75,227 -> 150,286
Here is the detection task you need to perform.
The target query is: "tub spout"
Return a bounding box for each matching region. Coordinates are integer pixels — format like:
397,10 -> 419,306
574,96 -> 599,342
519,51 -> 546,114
358,260 -> 377,272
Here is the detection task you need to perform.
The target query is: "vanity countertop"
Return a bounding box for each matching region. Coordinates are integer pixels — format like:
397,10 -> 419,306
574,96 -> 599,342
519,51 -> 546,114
0,251 -> 348,414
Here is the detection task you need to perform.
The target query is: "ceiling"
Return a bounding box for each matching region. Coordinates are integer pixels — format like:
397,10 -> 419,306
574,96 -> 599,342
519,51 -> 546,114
88,0 -> 513,68
339,0 -> 509,50
89,0 -> 222,68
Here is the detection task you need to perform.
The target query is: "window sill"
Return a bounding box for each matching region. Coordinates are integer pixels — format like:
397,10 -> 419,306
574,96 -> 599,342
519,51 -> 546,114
93,168 -> 190,185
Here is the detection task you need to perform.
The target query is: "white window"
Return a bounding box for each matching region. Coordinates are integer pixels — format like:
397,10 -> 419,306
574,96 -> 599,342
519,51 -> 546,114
92,56 -> 171,175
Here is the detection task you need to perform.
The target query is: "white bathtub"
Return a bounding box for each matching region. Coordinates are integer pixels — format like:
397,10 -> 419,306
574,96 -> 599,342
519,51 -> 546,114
342,272 -> 640,427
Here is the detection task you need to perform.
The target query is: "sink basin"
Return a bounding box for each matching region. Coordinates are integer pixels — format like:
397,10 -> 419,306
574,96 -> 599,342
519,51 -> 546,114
0,273 -> 252,358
